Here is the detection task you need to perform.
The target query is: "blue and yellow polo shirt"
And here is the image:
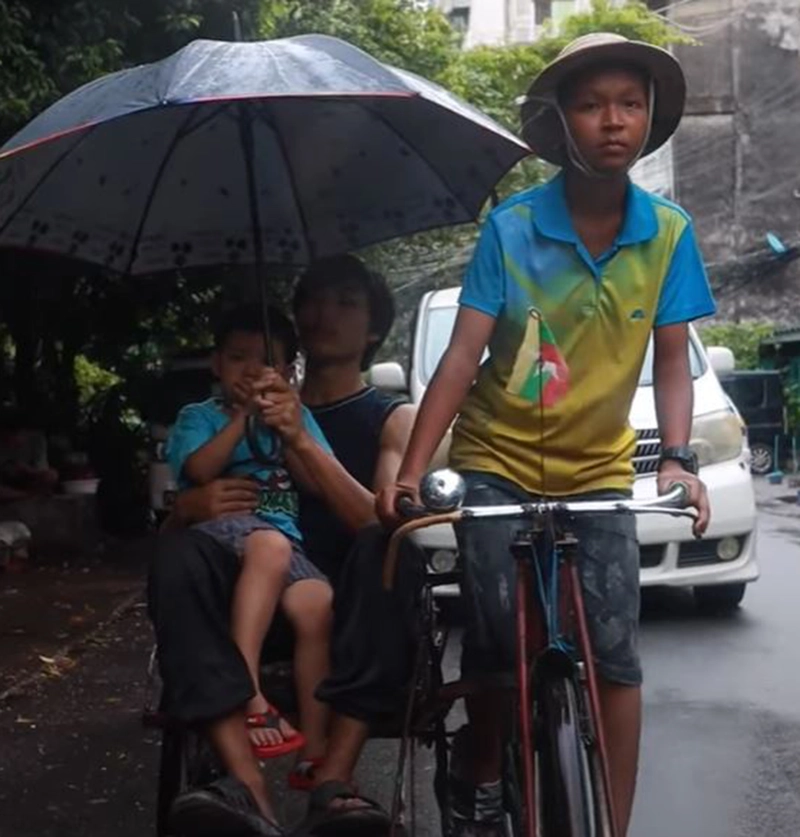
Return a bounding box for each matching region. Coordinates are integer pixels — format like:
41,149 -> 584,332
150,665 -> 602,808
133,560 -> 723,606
449,172 -> 716,495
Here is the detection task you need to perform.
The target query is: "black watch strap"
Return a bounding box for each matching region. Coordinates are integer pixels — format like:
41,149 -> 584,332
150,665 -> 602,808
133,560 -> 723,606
659,445 -> 698,475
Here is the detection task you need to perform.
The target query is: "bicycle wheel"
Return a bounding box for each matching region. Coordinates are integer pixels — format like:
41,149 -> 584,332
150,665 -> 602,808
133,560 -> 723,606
536,670 -> 597,837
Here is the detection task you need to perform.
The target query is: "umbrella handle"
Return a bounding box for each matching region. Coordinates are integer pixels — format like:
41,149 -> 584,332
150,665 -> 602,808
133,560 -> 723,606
245,414 -> 283,465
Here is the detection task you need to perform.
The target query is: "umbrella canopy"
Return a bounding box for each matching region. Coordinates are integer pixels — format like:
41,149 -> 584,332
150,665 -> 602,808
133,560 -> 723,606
0,35 -> 529,275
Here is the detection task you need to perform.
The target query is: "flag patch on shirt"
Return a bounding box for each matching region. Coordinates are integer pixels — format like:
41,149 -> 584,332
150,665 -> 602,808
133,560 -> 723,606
506,308 -> 569,407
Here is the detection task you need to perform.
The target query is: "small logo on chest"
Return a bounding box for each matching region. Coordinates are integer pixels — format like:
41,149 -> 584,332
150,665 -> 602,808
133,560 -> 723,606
630,308 -> 646,321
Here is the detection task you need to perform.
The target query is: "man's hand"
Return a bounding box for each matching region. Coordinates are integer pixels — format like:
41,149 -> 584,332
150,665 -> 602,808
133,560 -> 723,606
657,462 -> 709,538
172,478 -> 259,526
375,478 -> 422,530
253,370 -> 305,446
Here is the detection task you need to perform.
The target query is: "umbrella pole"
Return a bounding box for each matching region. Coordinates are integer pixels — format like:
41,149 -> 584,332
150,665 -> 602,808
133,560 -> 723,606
238,104 -> 274,367
239,105 -> 279,465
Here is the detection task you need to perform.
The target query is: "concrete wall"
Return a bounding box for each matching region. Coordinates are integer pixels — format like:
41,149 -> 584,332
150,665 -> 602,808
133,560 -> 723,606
672,0 -> 800,322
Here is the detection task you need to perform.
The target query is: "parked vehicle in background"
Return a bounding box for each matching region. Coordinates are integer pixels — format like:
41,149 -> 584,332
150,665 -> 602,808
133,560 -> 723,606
371,286 -> 759,614
719,370 -> 787,475
144,351 -> 216,523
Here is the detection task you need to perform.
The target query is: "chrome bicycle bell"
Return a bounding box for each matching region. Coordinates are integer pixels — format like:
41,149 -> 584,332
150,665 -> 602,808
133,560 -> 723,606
420,468 -> 466,512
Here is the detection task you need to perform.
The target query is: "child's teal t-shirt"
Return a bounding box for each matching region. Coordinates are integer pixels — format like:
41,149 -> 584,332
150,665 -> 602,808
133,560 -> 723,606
166,397 -> 331,542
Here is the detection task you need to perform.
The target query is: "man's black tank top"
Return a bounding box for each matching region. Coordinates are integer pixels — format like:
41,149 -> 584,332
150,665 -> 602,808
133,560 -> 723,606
299,387 -> 404,582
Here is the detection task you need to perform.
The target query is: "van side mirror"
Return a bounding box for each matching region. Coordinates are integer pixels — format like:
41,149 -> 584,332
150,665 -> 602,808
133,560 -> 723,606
707,346 -> 735,376
368,361 -> 407,392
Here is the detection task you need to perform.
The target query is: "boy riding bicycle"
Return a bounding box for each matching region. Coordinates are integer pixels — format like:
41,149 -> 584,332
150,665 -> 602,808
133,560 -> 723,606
378,33 -> 713,836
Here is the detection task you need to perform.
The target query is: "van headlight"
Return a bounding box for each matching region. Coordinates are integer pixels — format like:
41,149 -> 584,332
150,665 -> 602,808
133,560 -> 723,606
690,410 -> 744,467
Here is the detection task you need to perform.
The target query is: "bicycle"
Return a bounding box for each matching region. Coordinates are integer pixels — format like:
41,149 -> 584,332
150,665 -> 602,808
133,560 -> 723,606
383,468 -> 695,837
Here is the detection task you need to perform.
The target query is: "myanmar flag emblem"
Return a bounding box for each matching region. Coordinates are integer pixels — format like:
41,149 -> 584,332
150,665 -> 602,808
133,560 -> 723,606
506,308 -> 570,407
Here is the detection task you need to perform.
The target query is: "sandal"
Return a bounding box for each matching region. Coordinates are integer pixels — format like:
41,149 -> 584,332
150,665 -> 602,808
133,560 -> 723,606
169,775 -> 283,837
288,757 -> 324,792
295,780 -> 391,837
246,705 -> 305,759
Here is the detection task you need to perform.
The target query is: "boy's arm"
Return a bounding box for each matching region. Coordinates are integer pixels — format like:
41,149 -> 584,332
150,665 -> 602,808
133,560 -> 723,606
183,411 -> 248,485
376,307 -> 495,527
653,322 -> 709,535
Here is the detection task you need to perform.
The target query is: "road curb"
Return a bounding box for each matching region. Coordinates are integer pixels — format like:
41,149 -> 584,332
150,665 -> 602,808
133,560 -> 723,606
0,585 -> 144,704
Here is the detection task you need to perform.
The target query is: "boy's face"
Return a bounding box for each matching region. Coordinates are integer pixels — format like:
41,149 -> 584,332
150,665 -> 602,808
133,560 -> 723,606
294,279 -> 377,367
212,330 -> 289,404
561,67 -> 649,175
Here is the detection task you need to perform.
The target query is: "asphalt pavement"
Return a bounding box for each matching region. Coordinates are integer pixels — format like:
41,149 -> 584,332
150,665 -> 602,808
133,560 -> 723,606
1,488 -> 799,837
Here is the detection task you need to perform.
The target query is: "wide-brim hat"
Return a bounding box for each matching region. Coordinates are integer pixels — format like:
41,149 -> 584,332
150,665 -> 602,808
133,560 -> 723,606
520,32 -> 686,167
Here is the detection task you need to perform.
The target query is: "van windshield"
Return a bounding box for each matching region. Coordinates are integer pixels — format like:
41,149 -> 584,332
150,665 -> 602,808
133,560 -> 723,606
421,306 -> 706,386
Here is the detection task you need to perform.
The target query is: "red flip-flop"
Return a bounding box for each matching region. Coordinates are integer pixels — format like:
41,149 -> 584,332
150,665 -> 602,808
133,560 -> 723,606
288,757 -> 325,792
246,705 -> 305,759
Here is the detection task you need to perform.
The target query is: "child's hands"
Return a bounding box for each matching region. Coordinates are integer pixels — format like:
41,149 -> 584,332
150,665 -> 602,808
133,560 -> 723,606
253,370 -> 305,445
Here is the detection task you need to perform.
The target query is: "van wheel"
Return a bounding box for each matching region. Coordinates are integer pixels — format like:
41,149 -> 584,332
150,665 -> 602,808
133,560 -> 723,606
749,443 -> 773,475
694,583 -> 746,614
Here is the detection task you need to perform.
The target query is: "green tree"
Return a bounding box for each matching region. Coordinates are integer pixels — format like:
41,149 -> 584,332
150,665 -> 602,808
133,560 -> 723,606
259,0 -> 459,80
698,323 -> 776,370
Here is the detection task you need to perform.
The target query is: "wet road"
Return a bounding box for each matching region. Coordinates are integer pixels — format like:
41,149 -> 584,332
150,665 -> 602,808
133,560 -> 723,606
0,502 -> 798,836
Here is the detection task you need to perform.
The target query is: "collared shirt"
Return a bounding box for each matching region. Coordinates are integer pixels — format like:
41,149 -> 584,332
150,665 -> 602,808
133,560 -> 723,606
166,398 -> 332,542
449,172 -> 716,495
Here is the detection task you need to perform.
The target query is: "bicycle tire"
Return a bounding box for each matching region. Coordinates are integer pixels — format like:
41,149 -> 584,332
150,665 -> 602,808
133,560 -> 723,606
536,670 -> 597,837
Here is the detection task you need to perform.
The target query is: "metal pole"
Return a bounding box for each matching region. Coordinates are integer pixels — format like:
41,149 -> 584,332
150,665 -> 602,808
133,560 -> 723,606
232,10 -> 243,41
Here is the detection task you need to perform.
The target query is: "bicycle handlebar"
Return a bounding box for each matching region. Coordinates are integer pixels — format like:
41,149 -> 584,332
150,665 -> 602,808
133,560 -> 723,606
383,482 -> 696,591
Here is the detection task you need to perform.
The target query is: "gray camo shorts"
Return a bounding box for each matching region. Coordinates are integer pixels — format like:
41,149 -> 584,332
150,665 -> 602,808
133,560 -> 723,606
454,472 -> 642,687
193,515 -> 327,586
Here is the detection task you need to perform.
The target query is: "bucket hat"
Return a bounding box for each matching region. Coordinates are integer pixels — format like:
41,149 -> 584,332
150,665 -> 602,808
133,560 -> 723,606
520,32 -> 686,167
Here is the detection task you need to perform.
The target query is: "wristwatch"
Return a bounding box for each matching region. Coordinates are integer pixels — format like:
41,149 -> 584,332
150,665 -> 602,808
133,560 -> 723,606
658,445 -> 699,475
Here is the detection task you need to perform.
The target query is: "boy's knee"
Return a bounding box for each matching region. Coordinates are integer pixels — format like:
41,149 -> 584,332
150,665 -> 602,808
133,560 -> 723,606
243,530 -> 292,574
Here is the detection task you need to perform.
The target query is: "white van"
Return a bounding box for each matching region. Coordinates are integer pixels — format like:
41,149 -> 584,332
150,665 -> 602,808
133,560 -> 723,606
370,286 -> 759,613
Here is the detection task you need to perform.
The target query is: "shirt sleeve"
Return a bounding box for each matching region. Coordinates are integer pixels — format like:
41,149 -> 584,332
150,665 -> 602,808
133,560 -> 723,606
459,215 -> 505,318
655,222 -> 717,327
300,406 -> 333,455
165,404 -> 215,482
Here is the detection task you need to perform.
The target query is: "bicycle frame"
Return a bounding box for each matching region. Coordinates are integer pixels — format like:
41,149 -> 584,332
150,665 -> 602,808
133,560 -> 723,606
383,479 -> 695,837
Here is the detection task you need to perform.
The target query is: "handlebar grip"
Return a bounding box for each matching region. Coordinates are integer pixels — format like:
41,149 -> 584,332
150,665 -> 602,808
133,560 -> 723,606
397,495 -> 427,519
663,481 -> 691,509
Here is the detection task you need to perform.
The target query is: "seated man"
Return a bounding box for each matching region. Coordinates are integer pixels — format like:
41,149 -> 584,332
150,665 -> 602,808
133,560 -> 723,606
0,407 -> 58,503
149,255 -> 422,837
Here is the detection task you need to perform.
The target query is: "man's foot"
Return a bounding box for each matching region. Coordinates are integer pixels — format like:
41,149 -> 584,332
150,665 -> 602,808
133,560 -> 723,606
169,776 -> 283,837
301,780 -> 391,835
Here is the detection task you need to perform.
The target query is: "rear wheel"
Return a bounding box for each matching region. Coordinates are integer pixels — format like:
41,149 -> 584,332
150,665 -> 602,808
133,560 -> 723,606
536,672 -> 598,837
749,442 -> 773,475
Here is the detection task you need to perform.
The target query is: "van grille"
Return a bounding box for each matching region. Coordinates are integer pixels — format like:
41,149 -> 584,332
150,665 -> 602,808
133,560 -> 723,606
634,429 -> 661,476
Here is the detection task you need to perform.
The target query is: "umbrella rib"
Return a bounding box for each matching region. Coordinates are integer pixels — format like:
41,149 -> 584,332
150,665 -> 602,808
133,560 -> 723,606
0,126 -> 97,239
256,101 -> 315,262
124,104 -> 206,274
359,99 -> 475,222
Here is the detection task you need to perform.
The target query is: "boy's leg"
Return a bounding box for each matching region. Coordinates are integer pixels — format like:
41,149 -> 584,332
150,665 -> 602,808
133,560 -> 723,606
281,577 -> 333,760
572,508 -> 642,836
598,681 -> 641,834
454,476 -> 522,826
231,529 -> 293,747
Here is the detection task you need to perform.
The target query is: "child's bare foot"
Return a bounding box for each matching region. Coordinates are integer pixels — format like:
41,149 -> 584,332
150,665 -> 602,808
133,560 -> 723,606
245,694 -> 304,757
